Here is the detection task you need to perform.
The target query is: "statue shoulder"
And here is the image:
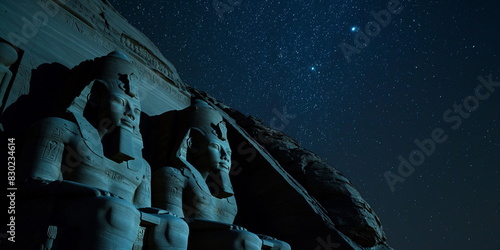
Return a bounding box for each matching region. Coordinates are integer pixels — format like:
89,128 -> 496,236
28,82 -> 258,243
152,166 -> 188,185
29,117 -> 79,142
140,159 -> 152,180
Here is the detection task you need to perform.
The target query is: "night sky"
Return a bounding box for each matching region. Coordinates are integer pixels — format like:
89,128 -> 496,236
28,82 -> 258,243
108,1 -> 499,249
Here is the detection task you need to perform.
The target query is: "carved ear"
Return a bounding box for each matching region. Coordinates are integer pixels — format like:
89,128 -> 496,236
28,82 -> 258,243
187,128 -> 206,152
180,128 -> 204,161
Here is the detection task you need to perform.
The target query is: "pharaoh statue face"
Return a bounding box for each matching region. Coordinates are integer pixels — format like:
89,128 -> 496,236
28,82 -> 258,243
189,132 -> 232,173
177,100 -> 234,197
101,87 -> 141,133
84,50 -> 141,135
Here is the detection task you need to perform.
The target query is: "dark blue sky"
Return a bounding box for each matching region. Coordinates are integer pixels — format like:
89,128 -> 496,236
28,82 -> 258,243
109,0 -> 500,249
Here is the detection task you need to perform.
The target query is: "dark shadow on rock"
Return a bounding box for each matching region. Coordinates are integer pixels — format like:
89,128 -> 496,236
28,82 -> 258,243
1,63 -> 71,139
140,110 -> 181,174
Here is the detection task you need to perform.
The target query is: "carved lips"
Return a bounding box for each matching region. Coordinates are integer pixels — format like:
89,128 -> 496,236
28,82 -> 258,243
120,118 -> 135,131
218,162 -> 231,171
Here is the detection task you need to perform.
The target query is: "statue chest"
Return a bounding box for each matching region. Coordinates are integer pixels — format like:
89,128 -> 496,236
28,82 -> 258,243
62,138 -> 146,201
184,181 -> 238,223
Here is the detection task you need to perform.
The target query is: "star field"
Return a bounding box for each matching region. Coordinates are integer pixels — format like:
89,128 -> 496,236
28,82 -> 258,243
109,0 -> 500,249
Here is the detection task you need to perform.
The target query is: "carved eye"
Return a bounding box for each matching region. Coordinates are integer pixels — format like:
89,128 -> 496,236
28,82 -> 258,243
134,108 -> 141,114
209,143 -> 221,150
112,96 -> 125,106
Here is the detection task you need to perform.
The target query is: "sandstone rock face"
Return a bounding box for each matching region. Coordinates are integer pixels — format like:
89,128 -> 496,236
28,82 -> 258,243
194,90 -> 391,249
0,0 -> 190,119
1,0 -> 392,249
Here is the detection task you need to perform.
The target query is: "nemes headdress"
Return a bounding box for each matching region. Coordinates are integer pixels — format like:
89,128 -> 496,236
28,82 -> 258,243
176,100 -> 233,198
69,51 -> 143,163
91,50 -> 140,99
178,99 -> 227,141
175,100 -> 227,161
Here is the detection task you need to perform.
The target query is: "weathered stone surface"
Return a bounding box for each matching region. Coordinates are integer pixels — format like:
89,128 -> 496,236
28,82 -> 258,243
141,97 -> 360,249
0,0 -> 191,119
0,0 -> 392,249
149,100 -> 291,249
0,41 -> 18,114
193,89 -> 391,248
13,51 -> 189,250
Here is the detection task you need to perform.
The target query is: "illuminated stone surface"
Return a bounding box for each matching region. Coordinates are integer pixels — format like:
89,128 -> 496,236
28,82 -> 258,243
0,1 -> 391,249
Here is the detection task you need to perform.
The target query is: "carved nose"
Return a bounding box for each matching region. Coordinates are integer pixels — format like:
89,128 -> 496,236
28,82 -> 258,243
221,151 -> 229,161
125,111 -> 135,120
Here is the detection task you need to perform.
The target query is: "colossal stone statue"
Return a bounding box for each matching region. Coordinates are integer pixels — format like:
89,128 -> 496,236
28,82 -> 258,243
18,51 -> 188,250
151,100 -> 291,250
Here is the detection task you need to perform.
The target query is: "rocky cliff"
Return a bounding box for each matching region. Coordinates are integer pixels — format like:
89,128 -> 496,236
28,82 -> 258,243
0,0 -> 392,249
193,89 -> 391,249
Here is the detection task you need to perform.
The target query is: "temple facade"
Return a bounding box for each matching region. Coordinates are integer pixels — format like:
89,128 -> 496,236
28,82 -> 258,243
0,1 -> 391,249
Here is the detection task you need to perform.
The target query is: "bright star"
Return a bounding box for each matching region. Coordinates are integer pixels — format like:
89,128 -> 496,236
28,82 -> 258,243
351,26 -> 358,32
311,66 -> 316,71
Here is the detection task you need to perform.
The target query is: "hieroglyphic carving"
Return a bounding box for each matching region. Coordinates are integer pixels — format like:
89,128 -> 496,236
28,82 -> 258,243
104,168 -> 135,187
60,14 -> 115,51
45,1 -> 184,91
104,169 -> 124,182
215,207 -> 226,216
42,140 -> 59,162
51,127 -> 61,138
120,35 -> 176,83
53,1 -> 116,51
38,1 -> 190,107
138,66 -> 190,106
45,225 -> 58,249
132,226 -> 146,250
17,51 -> 189,249
49,0 -> 97,30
